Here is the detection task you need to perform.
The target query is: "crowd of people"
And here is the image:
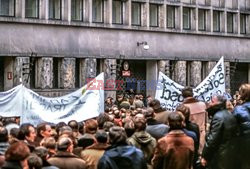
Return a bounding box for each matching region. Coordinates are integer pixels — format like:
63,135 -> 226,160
0,84 -> 250,169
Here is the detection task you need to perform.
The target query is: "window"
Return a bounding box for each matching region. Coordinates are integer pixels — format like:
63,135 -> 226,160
71,0 -> 83,21
227,12 -> 234,33
213,10 -> 220,32
92,0 -> 103,23
183,7 -> 191,30
112,0 -> 123,24
240,14 -> 246,34
131,2 -> 141,26
167,6 -> 175,28
49,0 -> 61,19
149,4 -> 158,27
0,0 -> 15,16
198,9 -> 206,31
25,0 -> 39,18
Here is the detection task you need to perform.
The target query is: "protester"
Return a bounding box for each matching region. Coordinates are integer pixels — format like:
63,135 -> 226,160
68,120 -> 81,138
149,99 -> 171,124
127,116 -> 156,169
152,112 -> 194,169
40,137 -> 57,158
81,130 -> 109,169
2,141 -> 30,169
35,123 -> 52,146
182,87 -> 207,153
33,146 -> 59,169
18,123 -> 37,152
97,126 -> 147,169
48,137 -> 87,169
0,127 -> 9,167
144,107 -> 169,140
201,94 -> 238,169
232,83 -> 250,169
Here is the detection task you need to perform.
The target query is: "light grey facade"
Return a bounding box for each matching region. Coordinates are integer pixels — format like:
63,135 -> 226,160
0,0 -> 250,98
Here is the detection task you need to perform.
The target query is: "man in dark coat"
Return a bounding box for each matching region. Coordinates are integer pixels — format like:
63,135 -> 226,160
98,126 -> 147,169
144,107 -> 169,140
48,137 -> 87,169
201,95 -> 238,169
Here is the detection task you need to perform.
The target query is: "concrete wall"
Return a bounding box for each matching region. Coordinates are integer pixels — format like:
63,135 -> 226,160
0,23 -> 250,62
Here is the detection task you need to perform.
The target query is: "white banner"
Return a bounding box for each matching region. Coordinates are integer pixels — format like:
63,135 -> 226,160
0,73 -> 104,126
155,72 -> 184,111
0,85 -> 23,117
193,57 -> 225,102
155,57 -> 225,111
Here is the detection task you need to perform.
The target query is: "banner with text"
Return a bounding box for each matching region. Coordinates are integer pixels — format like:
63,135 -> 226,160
0,73 -> 104,126
22,73 -> 104,126
155,57 -> 225,111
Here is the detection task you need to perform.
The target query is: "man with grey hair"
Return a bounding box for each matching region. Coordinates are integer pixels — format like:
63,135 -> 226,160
98,126 -> 147,169
201,94 -> 238,169
48,137 -> 87,169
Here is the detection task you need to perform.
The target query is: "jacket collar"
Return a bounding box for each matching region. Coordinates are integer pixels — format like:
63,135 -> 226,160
183,97 -> 199,104
54,151 -> 78,158
86,143 -> 110,150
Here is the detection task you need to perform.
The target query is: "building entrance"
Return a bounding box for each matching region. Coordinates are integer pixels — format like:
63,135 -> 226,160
116,60 -> 146,98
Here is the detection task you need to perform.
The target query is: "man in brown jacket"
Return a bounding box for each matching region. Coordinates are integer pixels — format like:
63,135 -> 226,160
152,112 -> 194,169
149,99 -> 171,125
182,87 -> 207,153
48,137 -> 87,169
81,130 -> 109,169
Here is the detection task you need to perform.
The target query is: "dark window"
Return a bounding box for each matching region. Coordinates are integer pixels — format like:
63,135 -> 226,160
71,0 -> 83,21
198,9 -> 206,31
167,6 -> 175,28
240,14 -> 246,34
49,0 -> 61,20
183,7 -> 191,30
25,0 -> 39,18
131,2 -> 141,26
112,0 -> 123,24
53,58 -> 59,88
227,12 -> 234,33
213,10 -> 220,32
92,0 -> 104,23
150,4 -> 158,27
0,0 -> 15,16
75,58 -> 80,88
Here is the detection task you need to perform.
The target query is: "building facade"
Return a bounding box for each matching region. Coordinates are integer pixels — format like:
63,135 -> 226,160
0,0 -> 250,99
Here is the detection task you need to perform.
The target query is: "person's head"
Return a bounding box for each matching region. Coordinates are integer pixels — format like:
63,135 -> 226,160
40,137 -> 56,150
58,126 -> 73,137
78,122 -> 84,135
108,126 -> 127,145
144,107 -> 155,120
55,122 -> 67,135
95,130 -> 108,144
68,120 -> 79,132
149,99 -> 161,110
37,123 -> 52,139
103,121 -> 114,132
182,87 -> 193,98
209,94 -> 227,108
84,119 -> 98,134
0,127 -> 8,142
18,123 -> 36,142
133,116 -> 146,132
239,83 -> 250,102
57,137 -> 74,152
33,146 -> 49,161
124,120 -> 135,137
168,112 -> 184,130
176,104 -> 190,122
97,113 -> 110,129
27,154 -> 42,169
5,141 -> 30,167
